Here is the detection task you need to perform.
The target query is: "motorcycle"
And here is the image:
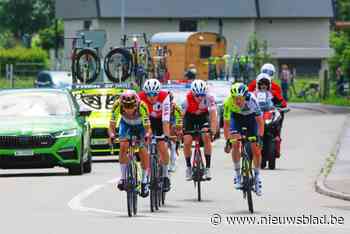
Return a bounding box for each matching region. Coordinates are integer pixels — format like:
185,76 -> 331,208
255,91 -> 289,169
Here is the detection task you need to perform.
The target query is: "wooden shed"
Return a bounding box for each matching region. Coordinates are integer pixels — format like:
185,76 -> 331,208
150,32 -> 226,80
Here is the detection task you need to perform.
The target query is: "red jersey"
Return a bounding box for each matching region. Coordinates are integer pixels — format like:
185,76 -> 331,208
138,90 -> 171,121
248,80 -> 287,108
183,91 -> 216,115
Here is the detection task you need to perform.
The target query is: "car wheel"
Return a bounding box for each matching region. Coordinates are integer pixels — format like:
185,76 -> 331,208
68,137 -> 84,175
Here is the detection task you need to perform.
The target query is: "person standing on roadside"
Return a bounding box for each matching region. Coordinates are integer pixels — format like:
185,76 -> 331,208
279,64 -> 291,101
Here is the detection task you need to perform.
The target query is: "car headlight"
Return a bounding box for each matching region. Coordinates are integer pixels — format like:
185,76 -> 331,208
53,129 -> 79,138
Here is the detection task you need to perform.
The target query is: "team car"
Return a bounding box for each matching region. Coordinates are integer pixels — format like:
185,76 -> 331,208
0,89 -> 91,175
71,83 -> 135,158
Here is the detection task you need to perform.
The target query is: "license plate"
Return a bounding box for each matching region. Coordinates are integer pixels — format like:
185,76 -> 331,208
15,149 -> 34,156
91,138 -> 109,145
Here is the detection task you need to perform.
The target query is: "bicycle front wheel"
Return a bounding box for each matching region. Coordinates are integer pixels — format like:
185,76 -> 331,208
243,176 -> 254,213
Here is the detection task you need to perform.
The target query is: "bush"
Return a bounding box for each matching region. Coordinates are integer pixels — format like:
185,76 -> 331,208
0,46 -> 48,74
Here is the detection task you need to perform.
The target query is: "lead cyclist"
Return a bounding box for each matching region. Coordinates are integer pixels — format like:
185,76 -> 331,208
223,83 -> 264,196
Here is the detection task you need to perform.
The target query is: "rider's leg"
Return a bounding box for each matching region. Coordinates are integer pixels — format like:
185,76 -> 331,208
169,126 -> 177,171
158,140 -> 170,177
183,134 -> 193,180
249,117 -> 262,196
117,121 -> 130,190
138,147 -> 150,184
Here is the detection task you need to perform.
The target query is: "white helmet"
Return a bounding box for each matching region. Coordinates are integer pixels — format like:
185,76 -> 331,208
256,73 -> 272,90
191,79 -> 207,96
143,79 -> 161,94
261,63 -> 276,77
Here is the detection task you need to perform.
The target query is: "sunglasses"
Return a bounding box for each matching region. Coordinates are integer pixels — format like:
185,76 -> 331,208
262,69 -> 274,76
195,93 -> 206,98
146,92 -> 158,97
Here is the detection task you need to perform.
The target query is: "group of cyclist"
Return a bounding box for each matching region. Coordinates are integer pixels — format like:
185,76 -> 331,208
108,62 -> 287,199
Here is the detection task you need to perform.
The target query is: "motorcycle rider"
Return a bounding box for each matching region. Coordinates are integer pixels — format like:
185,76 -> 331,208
248,64 -> 287,159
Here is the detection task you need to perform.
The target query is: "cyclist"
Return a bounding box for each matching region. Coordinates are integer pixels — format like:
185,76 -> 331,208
167,90 -> 183,172
109,90 -> 151,198
223,83 -> 264,196
248,63 -> 287,159
138,79 -> 172,192
183,79 -> 217,181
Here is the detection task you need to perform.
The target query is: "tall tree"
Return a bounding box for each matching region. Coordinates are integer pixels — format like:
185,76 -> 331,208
0,0 -> 55,39
336,0 -> 350,21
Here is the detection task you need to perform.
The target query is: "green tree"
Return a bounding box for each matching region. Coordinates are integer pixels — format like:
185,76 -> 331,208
35,20 -> 64,50
247,33 -> 272,74
0,0 -> 55,39
336,0 -> 350,21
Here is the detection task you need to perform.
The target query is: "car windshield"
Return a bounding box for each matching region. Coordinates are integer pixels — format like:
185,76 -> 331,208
0,91 -> 73,117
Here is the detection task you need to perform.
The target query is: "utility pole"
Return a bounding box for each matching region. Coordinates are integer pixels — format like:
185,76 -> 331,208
121,0 -> 125,42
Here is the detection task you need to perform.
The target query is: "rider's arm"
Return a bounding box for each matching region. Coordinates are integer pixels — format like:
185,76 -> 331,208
140,102 -> 152,134
109,101 -> 120,138
247,80 -> 256,92
162,94 -> 171,137
174,104 -> 183,129
207,95 -> 217,134
223,98 -> 231,140
272,89 -> 287,108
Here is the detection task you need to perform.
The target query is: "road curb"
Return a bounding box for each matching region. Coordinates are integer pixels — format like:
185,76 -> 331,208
315,115 -> 350,201
288,104 -> 329,114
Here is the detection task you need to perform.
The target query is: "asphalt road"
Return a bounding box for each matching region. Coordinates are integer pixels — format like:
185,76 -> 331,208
1,108 -> 350,234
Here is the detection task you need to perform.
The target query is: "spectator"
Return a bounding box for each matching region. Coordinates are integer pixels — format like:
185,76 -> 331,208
279,64 -> 291,101
185,64 -> 197,80
289,65 -> 297,97
336,66 -> 345,96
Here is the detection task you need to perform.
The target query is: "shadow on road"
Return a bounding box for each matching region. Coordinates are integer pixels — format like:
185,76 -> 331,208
0,172 -> 68,177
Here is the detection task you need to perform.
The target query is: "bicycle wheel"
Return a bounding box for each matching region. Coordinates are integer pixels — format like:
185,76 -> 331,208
104,47 -> 133,83
150,157 -> 158,212
242,144 -> 254,213
126,163 -> 134,217
197,179 -> 201,202
244,176 -> 254,213
74,48 -> 100,84
132,161 -> 138,216
158,167 -> 163,207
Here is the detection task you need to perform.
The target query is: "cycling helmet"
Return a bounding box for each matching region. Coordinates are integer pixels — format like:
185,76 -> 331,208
143,79 -> 161,95
191,79 -> 207,96
120,90 -> 139,108
256,73 -> 271,90
230,83 -> 248,97
261,63 -> 276,77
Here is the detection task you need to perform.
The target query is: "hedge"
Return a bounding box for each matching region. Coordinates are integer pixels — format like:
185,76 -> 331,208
0,47 -> 49,75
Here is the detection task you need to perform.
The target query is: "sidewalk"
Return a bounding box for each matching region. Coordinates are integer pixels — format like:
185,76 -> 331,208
315,113 -> 350,201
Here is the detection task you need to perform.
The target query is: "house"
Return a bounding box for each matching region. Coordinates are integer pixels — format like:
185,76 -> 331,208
56,0 -> 334,75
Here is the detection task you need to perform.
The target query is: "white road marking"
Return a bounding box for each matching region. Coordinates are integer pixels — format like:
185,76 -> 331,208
68,177 -> 208,224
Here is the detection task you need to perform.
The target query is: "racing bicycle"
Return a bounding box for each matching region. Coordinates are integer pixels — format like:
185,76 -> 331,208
184,128 -> 210,202
229,127 -> 256,213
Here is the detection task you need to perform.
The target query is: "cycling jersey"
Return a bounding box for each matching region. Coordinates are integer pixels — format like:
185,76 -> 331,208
248,80 -> 287,108
223,93 -> 262,121
138,90 -> 171,122
253,90 -> 274,111
182,91 -> 216,115
171,103 -> 183,127
111,100 -> 149,126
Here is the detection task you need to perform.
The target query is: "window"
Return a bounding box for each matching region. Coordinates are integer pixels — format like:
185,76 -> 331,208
83,20 -> 92,30
179,20 -> 197,32
200,45 -> 212,59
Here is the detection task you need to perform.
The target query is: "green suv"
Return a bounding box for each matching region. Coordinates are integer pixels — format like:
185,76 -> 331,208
0,89 -> 91,175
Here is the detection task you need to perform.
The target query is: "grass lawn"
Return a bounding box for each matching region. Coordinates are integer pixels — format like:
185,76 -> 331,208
0,76 -> 35,89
